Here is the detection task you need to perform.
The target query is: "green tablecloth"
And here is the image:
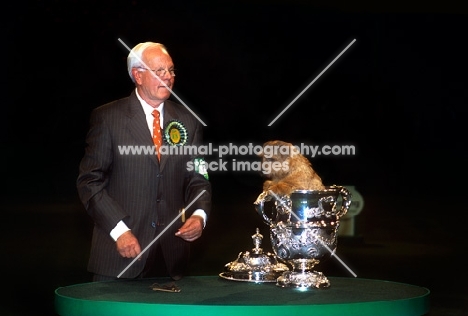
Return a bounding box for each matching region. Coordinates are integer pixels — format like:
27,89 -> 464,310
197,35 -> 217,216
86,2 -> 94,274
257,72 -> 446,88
55,276 -> 430,316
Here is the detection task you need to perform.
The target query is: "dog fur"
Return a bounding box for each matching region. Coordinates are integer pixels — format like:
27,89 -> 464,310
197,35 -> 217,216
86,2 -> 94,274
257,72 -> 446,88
260,140 -> 325,196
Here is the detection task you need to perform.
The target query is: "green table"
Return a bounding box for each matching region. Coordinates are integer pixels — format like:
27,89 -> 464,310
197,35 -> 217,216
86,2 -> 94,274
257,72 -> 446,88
55,276 -> 430,316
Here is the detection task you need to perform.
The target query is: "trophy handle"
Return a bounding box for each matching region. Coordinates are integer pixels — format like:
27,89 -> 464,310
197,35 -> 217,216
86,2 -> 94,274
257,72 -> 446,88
254,191 -> 273,225
332,185 -> 352,219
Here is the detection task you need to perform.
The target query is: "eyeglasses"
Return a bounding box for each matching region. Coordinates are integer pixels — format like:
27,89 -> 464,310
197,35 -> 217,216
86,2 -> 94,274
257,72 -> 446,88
137,67 -> 176,77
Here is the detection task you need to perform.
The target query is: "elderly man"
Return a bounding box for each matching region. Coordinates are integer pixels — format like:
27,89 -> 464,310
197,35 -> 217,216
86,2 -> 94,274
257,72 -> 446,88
77,42 -> 211,281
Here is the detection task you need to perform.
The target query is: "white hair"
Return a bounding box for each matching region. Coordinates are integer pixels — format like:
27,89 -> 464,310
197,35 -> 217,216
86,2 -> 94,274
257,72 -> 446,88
127,42 -> 168,83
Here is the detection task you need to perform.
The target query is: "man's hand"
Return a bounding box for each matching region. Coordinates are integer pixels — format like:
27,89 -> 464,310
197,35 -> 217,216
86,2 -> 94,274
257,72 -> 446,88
116,231 -> 142,258
175,215 -> 204,242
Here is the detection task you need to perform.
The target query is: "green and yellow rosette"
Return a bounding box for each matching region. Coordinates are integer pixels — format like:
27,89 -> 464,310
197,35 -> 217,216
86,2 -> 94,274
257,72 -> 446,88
164,120 -> 188,146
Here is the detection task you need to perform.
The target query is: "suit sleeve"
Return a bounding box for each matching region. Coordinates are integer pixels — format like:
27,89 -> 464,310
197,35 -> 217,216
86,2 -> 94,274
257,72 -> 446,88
184,120 -> 212,217
76,109 -> 128,234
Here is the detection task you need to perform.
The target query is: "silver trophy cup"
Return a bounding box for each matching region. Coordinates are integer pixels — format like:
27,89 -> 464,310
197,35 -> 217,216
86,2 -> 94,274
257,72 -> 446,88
254,185 -> 351,288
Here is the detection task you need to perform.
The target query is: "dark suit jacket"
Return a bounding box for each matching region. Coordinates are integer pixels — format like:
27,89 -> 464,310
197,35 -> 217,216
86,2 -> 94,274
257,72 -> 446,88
76,90 -> 212,278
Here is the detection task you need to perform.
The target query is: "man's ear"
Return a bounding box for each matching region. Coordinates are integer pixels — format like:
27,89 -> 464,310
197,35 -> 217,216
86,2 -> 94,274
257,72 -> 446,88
132,68 -> 143,84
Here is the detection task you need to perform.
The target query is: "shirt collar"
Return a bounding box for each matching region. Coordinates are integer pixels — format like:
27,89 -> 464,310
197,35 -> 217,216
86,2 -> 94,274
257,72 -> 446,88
135,88 -> 164,117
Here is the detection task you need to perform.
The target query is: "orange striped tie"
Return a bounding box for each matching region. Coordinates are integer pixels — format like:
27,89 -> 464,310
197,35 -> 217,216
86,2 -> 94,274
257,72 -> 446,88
152,110 -> 162,160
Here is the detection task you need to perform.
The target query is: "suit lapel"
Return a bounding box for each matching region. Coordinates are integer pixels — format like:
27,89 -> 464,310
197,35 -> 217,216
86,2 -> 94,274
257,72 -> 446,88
159,102 -> 179,171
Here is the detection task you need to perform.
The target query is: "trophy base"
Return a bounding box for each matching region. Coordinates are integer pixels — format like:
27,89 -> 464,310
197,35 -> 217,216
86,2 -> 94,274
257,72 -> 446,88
276,270 -> 331,289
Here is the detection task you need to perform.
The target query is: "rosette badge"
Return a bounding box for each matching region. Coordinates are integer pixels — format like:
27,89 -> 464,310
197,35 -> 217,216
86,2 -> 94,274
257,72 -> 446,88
164,120 -> 188,146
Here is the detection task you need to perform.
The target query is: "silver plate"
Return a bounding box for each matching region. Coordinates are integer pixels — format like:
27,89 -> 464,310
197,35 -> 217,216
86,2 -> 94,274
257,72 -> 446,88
219,228 -> 290,283
219,271 -> 279,283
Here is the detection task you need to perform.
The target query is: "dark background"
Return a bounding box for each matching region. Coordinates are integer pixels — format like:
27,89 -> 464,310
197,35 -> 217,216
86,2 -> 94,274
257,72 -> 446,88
1,1 -> 467,315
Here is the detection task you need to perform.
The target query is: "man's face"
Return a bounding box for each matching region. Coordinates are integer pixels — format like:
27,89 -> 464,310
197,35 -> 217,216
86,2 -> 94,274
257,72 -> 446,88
134,47 -> 175,107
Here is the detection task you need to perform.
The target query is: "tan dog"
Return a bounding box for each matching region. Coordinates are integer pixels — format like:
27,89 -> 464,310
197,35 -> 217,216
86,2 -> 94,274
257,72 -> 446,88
260,140 -> 325,196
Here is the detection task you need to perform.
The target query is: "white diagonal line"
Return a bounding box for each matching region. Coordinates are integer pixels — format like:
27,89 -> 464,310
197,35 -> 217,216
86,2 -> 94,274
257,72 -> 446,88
317,238 -> 357,277
118,38 -> 207,126
117,189 -> 207,278
268,190 -> 357,277
268,39 -> 356,126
